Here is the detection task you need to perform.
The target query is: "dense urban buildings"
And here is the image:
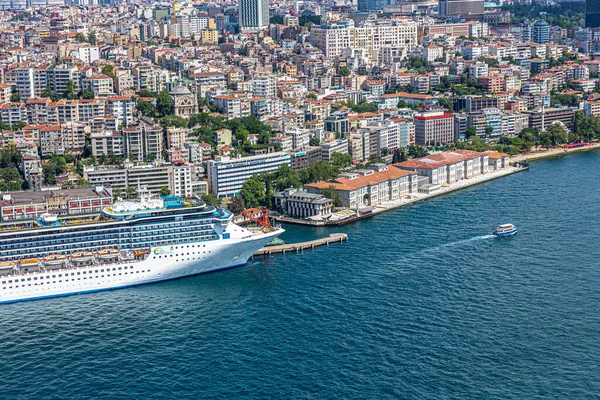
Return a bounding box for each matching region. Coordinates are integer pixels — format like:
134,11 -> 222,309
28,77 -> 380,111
0,0 -> 594,219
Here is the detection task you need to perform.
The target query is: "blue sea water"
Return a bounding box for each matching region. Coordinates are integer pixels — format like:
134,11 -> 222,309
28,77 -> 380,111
2,151 -> 600,399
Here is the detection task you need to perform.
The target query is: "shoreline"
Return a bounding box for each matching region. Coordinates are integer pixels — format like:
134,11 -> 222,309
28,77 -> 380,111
511,143 -> 600,163
279,166 -> 527,227
368,167 -> 525,217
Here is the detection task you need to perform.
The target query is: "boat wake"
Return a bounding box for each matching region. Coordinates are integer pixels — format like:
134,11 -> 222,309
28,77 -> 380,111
416,234 -> 496,255
438,234 -> 495,249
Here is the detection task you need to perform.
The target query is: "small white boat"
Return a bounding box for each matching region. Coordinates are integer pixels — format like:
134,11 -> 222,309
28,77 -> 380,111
493,223 -> 517,237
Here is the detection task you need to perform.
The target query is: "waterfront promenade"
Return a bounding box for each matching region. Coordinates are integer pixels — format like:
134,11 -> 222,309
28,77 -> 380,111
368,166 -> 525,217
512,143 -> 600,163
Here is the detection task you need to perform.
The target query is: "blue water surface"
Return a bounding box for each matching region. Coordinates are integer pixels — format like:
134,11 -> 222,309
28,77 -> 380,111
1,151 -> 600,399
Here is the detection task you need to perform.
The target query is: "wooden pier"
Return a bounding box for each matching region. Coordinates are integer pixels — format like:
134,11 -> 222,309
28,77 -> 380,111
253,233 -> 348,256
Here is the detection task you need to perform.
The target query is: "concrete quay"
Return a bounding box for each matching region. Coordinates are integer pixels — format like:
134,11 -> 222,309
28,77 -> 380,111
253,233 -> 348,256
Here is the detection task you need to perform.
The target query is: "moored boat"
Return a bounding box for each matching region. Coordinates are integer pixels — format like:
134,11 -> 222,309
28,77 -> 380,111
493,223 -> 517,236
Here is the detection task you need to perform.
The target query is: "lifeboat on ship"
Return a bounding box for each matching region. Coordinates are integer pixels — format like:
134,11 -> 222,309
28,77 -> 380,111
133,249 -> 148,257
0,261 -> 16,276
44,255 -> 68,270
18,258 -> 41,266
97,249 -> 120,260
44,255 -> 67,266
18,258 -> 42,272
71,252 -> 95,263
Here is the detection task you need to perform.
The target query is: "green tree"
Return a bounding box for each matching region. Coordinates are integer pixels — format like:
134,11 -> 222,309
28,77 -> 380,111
201,193 -> 221,207
41,87 -> 60,101
438,97 -> 453,112
159,186 -> 171,196
339,66 -> 350,76
479,57 -> 499,68
538,132 -> 552,149
63,80 -> 76,99
547,123 -> 568,146
320,185 -> 343,207
79,90 -> 95,99
160,115 -> 188,128
330,152 -> 352,169
112,187 -> 122,200
10,92 -> 20,102
156,89 -> 173,117
101,64 -> 115,78
229,196 -> 246,214
240,176 -> 266,208
75,178 -> 90,186
75,32 -> 86,43
136,99 -> 155,116
392,149 -> 407,163
274,164 -> 302,191
380,147 -> 390,156
485,125 -> 495,137
125,186 -> 138,199
466,126 -> 478,138
407,144 -> 428,158
309,137 -> 320,146
0,142 -> 22,168
0,167 -> 24,191
307,93 -> 317,99
137,89 -> 158,98
88,31 -> 97,45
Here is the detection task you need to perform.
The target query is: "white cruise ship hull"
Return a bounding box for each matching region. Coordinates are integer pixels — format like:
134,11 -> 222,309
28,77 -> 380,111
0,229 -> 282,304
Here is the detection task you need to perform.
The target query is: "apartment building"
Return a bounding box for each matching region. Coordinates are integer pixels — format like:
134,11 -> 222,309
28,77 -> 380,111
414,111 -> 455,146
206,152 -> 291,198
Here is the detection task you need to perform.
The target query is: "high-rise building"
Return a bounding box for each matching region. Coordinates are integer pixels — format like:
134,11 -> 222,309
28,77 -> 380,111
532,20 -> 550,44
438,0 -> 484,15
587,0 -> 600,28
358,0 -> 386,12
239,0 -> 269,32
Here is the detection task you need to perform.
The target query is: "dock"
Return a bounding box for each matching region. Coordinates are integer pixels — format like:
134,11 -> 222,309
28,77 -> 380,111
253,233 -> 348,256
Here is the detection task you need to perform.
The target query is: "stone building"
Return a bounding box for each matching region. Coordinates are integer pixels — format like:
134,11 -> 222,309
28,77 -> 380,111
169,84 -> 197,117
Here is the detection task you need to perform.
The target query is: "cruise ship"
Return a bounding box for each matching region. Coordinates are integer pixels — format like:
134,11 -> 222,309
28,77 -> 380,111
0,190 -> 283,304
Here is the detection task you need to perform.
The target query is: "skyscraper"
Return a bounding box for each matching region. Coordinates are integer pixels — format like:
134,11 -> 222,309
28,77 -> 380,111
438,0 -> 484,15
239,0 -> 269,32
586,0 -> 600,28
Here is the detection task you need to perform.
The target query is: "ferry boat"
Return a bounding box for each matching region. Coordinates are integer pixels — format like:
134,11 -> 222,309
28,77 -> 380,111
492,224 -> 518,237
0,190 -> 283,304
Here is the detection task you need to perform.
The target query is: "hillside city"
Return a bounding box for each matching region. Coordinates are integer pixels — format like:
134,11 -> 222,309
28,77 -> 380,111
0,0 -> 599,224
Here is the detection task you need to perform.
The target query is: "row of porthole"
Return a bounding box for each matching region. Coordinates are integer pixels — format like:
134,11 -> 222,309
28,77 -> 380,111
2,269 -> 151,292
